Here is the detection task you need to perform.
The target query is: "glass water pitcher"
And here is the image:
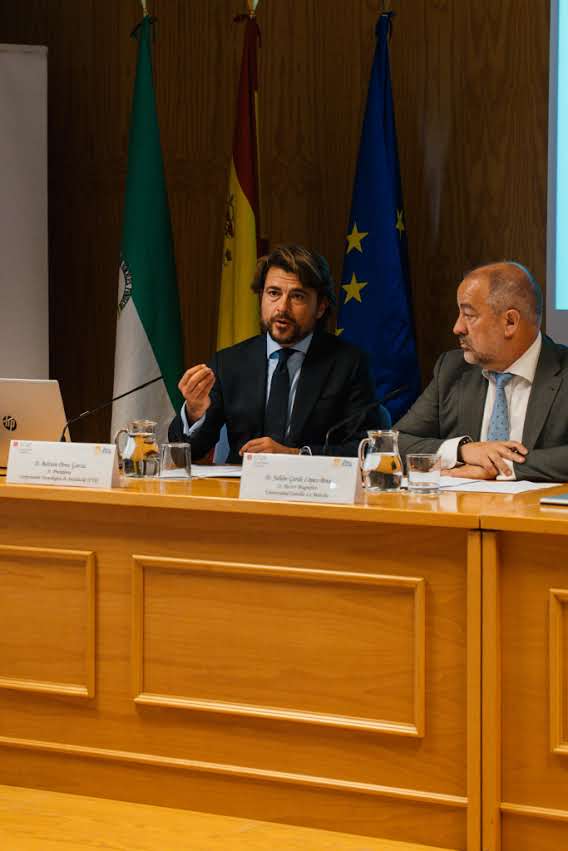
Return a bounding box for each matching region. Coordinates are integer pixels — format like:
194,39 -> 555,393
114,419 -> 160,477
358,429 -> 403,493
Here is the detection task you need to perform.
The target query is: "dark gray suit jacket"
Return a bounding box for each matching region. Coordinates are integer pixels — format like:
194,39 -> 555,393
394,335 -> 568,482
168,331 -> 381,463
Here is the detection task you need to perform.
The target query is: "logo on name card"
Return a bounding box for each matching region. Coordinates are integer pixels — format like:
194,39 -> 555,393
2,415 -> 17,431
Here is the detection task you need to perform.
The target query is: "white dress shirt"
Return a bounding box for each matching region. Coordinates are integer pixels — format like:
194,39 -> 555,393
439,332 -> 542,478
180,332 -> 313,438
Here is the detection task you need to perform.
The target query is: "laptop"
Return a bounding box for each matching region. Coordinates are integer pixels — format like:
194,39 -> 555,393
0,378 -> 67,468
540,492 -> 568,507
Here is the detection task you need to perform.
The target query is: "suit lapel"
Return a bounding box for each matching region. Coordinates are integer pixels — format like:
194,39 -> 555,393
522,337 -> 562,450
288,333 -> 334,443
458,367 -> 487,439
242,335 -> 268,436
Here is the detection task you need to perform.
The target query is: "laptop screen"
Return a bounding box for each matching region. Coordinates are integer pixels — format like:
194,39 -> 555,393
0,378 -> 67,468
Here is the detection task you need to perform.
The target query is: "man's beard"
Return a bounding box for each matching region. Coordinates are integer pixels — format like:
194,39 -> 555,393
457,335 -> 492,366
261,315 -> 311,345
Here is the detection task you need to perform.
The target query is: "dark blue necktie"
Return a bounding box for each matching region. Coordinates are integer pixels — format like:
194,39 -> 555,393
264,348 -> 294,443
487,372 -> 514,441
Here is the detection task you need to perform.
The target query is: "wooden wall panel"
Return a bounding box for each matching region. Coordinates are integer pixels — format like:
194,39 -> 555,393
0,0 -> 550,439
0,544 -> 95,697
0,487 -> 476,847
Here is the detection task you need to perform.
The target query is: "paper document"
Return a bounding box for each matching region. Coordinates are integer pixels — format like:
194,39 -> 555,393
439,478 -> 560,494
401,476 -> 560,494
191,465 -> 242,479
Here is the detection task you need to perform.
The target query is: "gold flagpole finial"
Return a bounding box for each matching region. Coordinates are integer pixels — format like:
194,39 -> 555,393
141,0 -> 149,16
247,0 -> 259,18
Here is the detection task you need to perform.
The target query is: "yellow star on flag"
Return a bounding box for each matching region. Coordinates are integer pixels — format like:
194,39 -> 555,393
346,222 -> 368,254
395,209 -> 405,237
342,273 -> 368,304
335,327 -> 344,336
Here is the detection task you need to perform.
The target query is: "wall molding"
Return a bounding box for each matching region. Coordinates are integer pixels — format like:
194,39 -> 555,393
549,588 -> 568,754
131,554 -> 426,737
501,802 -> 568,823
0,544 -> 96,698
0,734 -> 466,809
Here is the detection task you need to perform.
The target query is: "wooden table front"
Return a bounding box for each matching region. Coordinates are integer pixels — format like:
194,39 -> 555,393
478,495 -> 568,851
0,478 -> 566,850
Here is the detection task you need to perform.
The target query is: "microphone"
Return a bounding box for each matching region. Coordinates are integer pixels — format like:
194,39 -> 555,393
321,385 -> 407,456
59,375 -> 164,441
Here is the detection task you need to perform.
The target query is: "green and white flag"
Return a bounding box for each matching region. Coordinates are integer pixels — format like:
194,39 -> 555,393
111,14 -> 184,443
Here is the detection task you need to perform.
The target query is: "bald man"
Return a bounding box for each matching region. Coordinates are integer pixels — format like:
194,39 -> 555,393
395,262 -> 568,481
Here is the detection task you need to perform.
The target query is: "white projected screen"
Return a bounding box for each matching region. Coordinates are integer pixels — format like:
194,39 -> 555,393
0,45 -> 48,377
548,0 -> 568,342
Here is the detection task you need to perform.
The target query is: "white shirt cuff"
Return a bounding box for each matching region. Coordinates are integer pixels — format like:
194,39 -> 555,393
437,436 -> 467,470
180,404 -> 205,437
496,459 -> 516,481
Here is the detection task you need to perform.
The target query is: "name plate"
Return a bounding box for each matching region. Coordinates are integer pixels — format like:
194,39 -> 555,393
7,440 -> 120,489
240,453 -> 362,505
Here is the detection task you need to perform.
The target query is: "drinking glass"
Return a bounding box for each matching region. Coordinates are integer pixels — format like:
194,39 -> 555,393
159,442 -> 191,479
406,453 -> 441,494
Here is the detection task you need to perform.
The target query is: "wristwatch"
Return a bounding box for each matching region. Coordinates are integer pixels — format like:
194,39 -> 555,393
457,436 -> 473,463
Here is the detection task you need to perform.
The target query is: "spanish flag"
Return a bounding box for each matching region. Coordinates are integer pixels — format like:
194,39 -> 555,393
217,3 -> 262,349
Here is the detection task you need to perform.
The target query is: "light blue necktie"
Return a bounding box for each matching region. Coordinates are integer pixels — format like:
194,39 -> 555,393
487,372 -> 514,441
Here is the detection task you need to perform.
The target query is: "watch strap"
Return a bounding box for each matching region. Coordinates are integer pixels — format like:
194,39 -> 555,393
457,436 -> 473,463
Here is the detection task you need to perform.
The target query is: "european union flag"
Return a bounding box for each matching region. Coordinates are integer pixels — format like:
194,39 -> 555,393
338,13 -> 420,422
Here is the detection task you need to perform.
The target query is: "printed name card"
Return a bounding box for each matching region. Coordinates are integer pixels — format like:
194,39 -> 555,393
7,440 -> 120,489
239,453 -> 362,505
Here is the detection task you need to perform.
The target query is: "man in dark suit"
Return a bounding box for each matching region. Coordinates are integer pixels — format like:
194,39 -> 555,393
169,245 -> 382,463
395,261 -> 568,482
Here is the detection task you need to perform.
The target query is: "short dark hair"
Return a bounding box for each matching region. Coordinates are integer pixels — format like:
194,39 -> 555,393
251,244 -> 336,321
466,261 -> 543,325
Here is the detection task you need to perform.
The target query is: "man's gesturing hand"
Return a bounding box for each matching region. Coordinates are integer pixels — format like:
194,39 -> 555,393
178,364 -> 215,422
460,440 -> 528,477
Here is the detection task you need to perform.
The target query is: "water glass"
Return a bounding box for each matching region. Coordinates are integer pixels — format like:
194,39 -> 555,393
159,442 -> 191,479
406,453 -> 441,494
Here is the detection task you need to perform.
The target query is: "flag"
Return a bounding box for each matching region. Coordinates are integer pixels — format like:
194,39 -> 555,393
217,4 -> 263,349
111,14 -> 184,443
337,12 -> 420,422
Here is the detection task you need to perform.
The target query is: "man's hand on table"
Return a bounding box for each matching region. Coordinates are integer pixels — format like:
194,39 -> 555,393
239,437 -> 300,456
459,440 -> 527,478
442,463 -> 498,480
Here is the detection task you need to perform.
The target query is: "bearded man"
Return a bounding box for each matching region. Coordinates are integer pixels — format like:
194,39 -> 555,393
169,244 -> 382,463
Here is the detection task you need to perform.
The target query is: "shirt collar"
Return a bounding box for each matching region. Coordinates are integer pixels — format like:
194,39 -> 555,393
266,331 -> 313,360
482,332 -> 542,384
